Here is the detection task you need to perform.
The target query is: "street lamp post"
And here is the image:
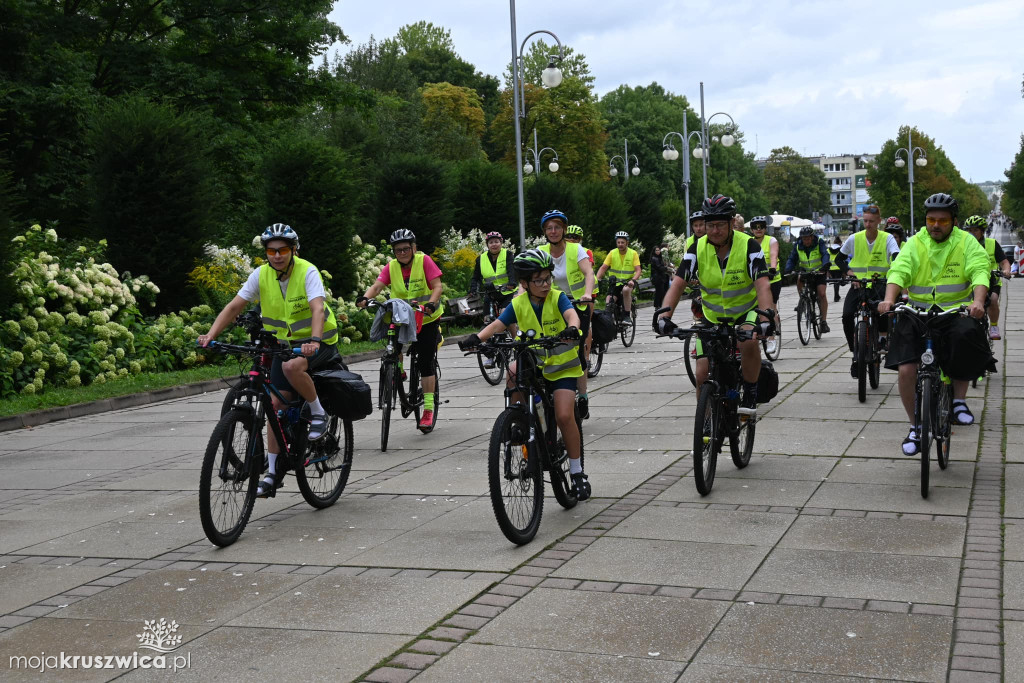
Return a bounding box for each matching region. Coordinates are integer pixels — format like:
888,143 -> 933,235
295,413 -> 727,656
524,127 -> 559,177
662,121 -> 706,237
894,128 -> 928,234
608,139 -> 640,182
510,0 -> 564,249
695,81 -> 737,201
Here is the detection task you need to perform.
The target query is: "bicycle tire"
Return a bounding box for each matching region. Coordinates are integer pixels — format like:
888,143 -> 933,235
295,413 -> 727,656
550,411 -> 583,510
812,298 -> 822,340
488,408 -> 544,545
621,306 -> 637,347
414,361 -> 441,433
856,321 -> 868,403
478,347 -> 505,385
919,375 -> 932,498
693,386 -> 720,495
379,363 -> 394,452
683,333 -> 697,388
220,380 -> 246,417
587,341 -> 604,378
199,408 -> 262,547
729,407 -> 755,469
296,415 -> 354,508
936,381 -> 952,471
869,349 -> 881,389
762,316 -> 782,361
797,299 -> 811,345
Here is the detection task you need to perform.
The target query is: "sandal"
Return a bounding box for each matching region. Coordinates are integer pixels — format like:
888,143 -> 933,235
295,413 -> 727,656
308,413 -> 329,441
952,402 -> 974,425
902,428 -> 920,456
571,472 -> 591,501
256,474 -> 283,498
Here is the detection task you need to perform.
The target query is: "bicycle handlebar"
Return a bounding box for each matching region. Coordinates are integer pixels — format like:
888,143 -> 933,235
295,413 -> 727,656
201,340 -> 307,358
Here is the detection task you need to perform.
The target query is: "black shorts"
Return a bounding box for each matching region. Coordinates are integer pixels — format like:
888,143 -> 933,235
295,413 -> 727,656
395,319 -> 440,379
576,305 -> 592,365
769,281 -> 781,303
270,342 -> 342,395
884,313 -> 994,380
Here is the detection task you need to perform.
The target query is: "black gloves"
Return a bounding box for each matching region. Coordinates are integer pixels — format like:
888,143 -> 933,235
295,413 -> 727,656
559,326 -> 580,341
423,301 -> 437,314
655,317 -> 678,336
356,295 -> 369,307
768,268 -> 778,280
458,333 -> 482,351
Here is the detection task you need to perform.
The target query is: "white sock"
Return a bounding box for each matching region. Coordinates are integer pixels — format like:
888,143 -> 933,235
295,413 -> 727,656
953,399 -> 967,406
569,458 -> 583,475
308,397 -> 325,416
267,452 -> 278,476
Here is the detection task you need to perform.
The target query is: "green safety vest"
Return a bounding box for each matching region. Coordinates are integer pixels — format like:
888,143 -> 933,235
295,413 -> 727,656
903,229 -> 975,311
848,229 -> 892,277
759,235 -> 782,283
984,238 -> 997,269
796,242 -> 823,271
388,252 -> 444,324
510,291 -> 583,381
479,249 -> 510,289
697,232 -> 758,322
539,242 -> 588,309
606,247 -> 640,280
685,234 -> 695,251
828,249 -> 841,272
258,257 -> 338,344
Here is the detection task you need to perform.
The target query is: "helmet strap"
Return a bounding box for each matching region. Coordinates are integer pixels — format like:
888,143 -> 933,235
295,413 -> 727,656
274,254 -> 295,281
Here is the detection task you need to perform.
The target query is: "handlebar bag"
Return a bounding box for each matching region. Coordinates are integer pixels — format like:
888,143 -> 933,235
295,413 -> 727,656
757,359 -> 779,404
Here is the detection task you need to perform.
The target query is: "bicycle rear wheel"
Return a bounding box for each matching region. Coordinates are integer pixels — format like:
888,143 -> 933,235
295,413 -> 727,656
478,336 -> 505,385
683,333 -> 697,388
199,408 -> 262,547
797,299 -> 811,345
693,387 -> 720,495
729,407 -> 755,469
936,381 -> 952,470
550,411 -> 583,510
621,306 -> 637,347
856,321 -> 868,403
488,408 -> 544,545
587,341 -> 604,378
296,415 -> 354,508
762,317 -> 782,361
919,375 -> 932,498
379,363 -> 394,452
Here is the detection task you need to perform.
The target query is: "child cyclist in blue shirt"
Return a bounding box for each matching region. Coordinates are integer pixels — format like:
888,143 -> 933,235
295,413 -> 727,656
460,249 -> 590,500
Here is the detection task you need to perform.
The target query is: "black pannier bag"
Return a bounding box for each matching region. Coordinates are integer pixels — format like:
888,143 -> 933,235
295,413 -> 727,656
313,369 -> 372,420
757,359 -> 779,404
591,309 -> 617,344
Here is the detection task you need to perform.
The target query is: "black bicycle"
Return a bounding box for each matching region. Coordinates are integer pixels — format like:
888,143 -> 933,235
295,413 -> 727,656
972,270 -> 1009,388
794,272 -> 839,344
587,335 -> 606,378
467,332 -> 584,545
852,275 -> 887,403
199,330 -> 354,547
657,307 -> 772,495
605,276 -> 637,347
368,301 -> 441,452
476,284 -> 516,385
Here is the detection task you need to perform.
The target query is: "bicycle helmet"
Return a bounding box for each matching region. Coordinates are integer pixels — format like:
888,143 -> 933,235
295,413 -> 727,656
750,216 -> 768,228
565,225 -> 584,238
484,231 -> 503,241
514,249 -> 554,279
260,223 -> 299,250
885,216 -> 901,228
689,210 -> 704,223
923,193 -> 958,217
963,215 -> 987,231
540,210 -> 568,228
389,229 -> 416,245
701,194 -> 737,219
615,231 -> 629,241
799,226 -> 814,238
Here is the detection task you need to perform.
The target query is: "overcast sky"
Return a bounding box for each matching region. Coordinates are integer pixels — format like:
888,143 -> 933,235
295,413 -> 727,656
328,0 -> 1023,182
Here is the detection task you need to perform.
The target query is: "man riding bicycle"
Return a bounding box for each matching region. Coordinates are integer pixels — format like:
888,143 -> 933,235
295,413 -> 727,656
596,231 -> 642,319
460,249 -> 590,500
656,194 -> 776,410
786,226 -> 832,334
197,223 -> 340,497
749,216 -> 781,355
357,229 -> 444,432
469,230 -> 517,365
877,193 -> 994,455
963,215 -> 1011,340
837,204 -> 900,377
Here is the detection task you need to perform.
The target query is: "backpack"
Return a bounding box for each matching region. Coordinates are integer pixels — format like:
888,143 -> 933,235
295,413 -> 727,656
312,369 -> 373,420
591,309 -> 617,344
757,360 -> 779,404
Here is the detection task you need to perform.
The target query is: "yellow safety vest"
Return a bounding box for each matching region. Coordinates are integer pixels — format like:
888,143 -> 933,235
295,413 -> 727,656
258,258 -> 338,344
759,235 -> 782,283
539,242 -> 588,309
984,238 -> 997,269
697,232 -> 758,322
606,248 -> 640,280
848,230 -> 892,277
388,252 -> 443,324
479,249 -> 510,289
903,230 -> 976,311
796,242 -> 823,271
511,291 -> 583,381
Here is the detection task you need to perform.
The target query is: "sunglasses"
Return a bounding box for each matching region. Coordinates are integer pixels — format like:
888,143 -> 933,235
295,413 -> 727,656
863,206 -> 880,214
925,216 -> 952,228
265,246 -> 293,256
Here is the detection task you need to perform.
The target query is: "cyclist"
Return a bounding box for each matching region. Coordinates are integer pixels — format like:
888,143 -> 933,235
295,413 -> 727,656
885,217 -> 906,247
785,226 -> 832,333
749,216 -> 781,356
877,193 -> 994,455
685,210 -> 705,248
356,229 -> 444,432
197,223 -> 340,497
963,215 -> 1011,340
460,249 -> 590,500
656,194 -> 776,410
469,231 -> 516,365
837,204 -> 900,377
596,231 -> 642,318
565,225 -> 594,264
733,214 -> 745,232
537,210 -> 596,419
828,237 -> 843,302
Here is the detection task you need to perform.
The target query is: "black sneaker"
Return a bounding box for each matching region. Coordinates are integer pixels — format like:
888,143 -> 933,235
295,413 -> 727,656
819,321 -> 830,334
850,360 -> 858,378
577,394 -> 590,420
571,472 -> 591,501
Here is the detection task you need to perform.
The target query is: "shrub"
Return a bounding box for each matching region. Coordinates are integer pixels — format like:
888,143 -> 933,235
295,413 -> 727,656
621,177 -> 663,259
573,181 -> 630,251
375,153 -> 453,253
449,158 -> 518,237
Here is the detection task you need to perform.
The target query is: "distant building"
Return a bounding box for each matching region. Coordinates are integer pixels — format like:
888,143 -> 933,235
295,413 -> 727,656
756,152 -> 877,222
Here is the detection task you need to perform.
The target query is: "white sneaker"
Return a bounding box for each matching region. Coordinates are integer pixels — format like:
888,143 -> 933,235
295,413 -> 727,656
482,357 -> 495,369
765,339 -> 777,355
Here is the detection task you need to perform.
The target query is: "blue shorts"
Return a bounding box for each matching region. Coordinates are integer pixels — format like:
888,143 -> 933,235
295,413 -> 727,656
546,377 -> 579,393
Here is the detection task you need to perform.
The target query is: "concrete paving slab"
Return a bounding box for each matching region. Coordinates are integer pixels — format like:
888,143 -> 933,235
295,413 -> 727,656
1007,522 -> 1024,561
0,519 -> 109,554
1006,562 -> 1024,610
188,525 -> 406,565
606,506 -> 795,546
825,457 -> 973,487
805,482 -> 971,515
1007,465 -> 1024,518
753,421 -> 863,456
0,469 -> 121,490
0,563 -> 118,614
471,588 -> 729,662
228,574 -> 492,634
1006,622 -> 1024,683
747,547 -> 959,604
656,476 -> 820,507
274,495 -> 457,530
694,603 -> 951,682
19,521 -> 205,559
552,536 -> 769,589
715,455 -> 836,481
101,469 -> 199,491
777,515 -> 966,557
362,451 -> 488,496
679,663 -> 864,682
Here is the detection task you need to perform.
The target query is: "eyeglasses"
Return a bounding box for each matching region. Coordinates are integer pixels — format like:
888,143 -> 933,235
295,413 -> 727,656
751,225 -> 766,230
529,276 -> 553,287
393,246 -> 413,254
265,246 -> 293,256
706,220 -> 731,231
925,216 -> 952,228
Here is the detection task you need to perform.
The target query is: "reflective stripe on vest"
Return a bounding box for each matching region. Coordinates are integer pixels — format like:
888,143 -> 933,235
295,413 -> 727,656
257,258 -> 339,344
479,250 -> 510,288
759,235 -> 781,283
848,230 -> 892,276
797,243 -> 823,271
697,232 -> 758,323
607,247 -> 639,279
510,291 -> 583,381
389,252 -> 443,324
904,230 -> 974,311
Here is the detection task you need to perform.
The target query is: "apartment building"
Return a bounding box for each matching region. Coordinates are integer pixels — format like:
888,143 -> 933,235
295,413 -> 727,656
805,154 -> 876,220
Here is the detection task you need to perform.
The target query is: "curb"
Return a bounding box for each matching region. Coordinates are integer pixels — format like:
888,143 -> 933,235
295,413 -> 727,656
1,333 -> 473,433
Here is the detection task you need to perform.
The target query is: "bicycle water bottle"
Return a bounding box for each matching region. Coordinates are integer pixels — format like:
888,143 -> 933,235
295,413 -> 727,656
533,394 -> 547,433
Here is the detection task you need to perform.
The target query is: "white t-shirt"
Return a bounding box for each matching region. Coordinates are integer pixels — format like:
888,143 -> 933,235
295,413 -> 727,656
839,232 -> 900,262
549,245 -> 589,295
237,266 -> 326,304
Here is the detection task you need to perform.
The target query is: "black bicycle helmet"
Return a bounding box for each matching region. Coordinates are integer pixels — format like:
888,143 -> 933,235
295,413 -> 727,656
701,194 -> 736,219
923,193 -> 958,217
799,226 -> 814,237
514,249 -> 554,279
389,229 -> 416,245
750,216 -> 768,228
260,223 -> 299,250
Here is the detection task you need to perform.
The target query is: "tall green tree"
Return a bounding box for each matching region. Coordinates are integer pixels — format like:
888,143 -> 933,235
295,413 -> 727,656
573,182 -> 630,250
621,177 -> 663,257
504,40 -> 594,88
396,21 -> 455,54
419,82 -> 486,161
1003,136 -> 1024,226
762,146 -> 830,217
374,154 -> 453,253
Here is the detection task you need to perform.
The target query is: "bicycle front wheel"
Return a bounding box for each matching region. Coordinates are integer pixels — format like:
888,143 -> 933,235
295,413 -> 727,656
683,333 -> 697,388
729,408 -> 755,469
797,299 -> 811,345
936,381 -> 952,471
478,344 -> 505,385
621,306 -> 637,347
296,415 -> 354,508
811,300 -> 822,340
856,320 -> 868,403
762,317 -> 781,361
488,409 -> 544,545
919,375 -> 932,498
199,408 -> 262,547
693,386 -> 720,495
588,341 -> 604,378
379,363 -> 395,452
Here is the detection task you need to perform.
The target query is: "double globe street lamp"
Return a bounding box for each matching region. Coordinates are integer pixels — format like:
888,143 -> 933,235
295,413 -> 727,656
894,129 -> 927,234
524,127 -> 559,177
662,126 -> 707,235
608,139 -> 640,182
695,82 -> 736,200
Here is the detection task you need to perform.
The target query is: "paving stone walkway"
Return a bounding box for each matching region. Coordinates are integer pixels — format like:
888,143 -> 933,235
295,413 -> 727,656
0,280 -> 1020,681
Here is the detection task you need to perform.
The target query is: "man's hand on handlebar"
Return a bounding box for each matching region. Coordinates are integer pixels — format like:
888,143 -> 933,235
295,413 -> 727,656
655,316 -> 678,336
458,334 -> 482,351
423,301 -> 438,314
967,301 -> 985,320
300,341 -> 320,357
559,326 -> 580,341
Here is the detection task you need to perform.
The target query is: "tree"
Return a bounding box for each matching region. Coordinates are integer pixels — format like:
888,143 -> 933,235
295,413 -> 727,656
1003,136 -> 1024,226
661,199 -> 689,235
526,175 -> 577,240
374,154 -> 453,253
621,177 -> 663,257
419,82 -> 486,161
504,40 -> 594,88
762,147 -> 830,217
396,21 -> 455,54
449,159 -> 518,237
573,182 -> 630,250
